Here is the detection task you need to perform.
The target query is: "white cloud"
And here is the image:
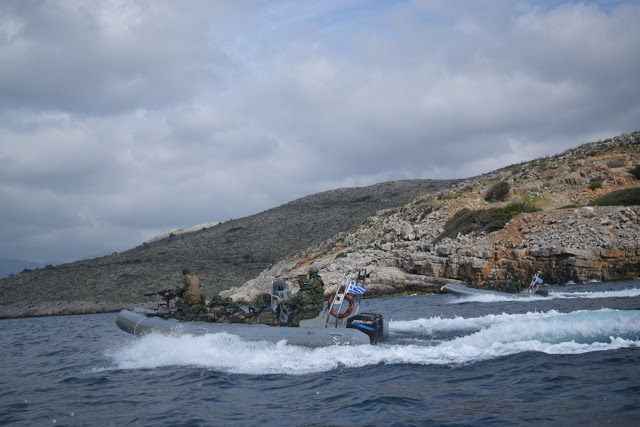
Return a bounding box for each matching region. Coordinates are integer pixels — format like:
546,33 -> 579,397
0,0 -> 638,262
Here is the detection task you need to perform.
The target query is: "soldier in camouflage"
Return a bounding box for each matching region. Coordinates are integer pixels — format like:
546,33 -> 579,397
278,266 -> 325,326
203,295 -> 223,321
217,298 -> 247,323
212,293 -> 276,324
207,295 -> 223,309
206,296 -> 242,322
171,268 -> 205,319
244,293 -> 280,325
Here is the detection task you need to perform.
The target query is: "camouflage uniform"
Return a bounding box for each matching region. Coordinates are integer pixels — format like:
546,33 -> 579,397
172,269 -> 205,319
218,303 -> 247,323
244,309 -> 280,326
280,267 -> 324,326
206,297 -> 242,322
202,295 -> 222,322
176,269 -> 205,316
244,293 -> 280,326
207,295 -> 222,307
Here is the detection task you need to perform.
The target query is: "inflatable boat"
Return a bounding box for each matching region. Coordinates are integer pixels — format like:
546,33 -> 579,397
442,271 -> 549,298
116,269 -> 389,347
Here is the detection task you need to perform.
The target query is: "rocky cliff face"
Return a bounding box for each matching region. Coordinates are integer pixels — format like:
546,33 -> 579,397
222,132 -> 640,301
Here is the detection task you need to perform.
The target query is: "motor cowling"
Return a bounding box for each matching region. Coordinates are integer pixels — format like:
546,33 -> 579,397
346,313 -> 385,345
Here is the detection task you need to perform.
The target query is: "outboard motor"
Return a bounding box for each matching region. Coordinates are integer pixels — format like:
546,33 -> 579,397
346,313 -> 385,345
271,278 -> 294,324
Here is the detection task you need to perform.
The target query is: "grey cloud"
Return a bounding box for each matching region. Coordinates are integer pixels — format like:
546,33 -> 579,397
1,0 -> 638,262
237,2 -> 640,177
0,0 -> 224,114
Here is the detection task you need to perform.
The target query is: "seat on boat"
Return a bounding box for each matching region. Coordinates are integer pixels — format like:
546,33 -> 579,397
271,277 -> 294,324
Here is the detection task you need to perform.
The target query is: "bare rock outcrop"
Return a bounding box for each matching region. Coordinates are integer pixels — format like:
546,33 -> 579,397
223,205 -> 639,301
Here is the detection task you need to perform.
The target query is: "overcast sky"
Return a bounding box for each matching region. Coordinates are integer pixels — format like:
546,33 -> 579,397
1,0 -> 639,263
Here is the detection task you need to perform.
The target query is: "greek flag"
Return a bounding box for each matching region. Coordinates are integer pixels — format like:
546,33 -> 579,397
346,281 -> 367,296
536,277 -> 544,284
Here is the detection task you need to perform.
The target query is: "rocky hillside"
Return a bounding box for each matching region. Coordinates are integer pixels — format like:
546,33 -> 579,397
223,132 -> 640,302
0,179 -> 457,318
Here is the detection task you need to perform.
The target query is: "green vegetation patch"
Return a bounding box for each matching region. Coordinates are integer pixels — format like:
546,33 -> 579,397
434,203 -> 539,244
588,181 -> 602,190
485,181 -> 511,202
591,187 -> 640,206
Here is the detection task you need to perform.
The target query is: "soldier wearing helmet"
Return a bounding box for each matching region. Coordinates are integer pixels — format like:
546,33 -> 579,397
205,296 -> 241,322
251,293 -> 272,312
278,266 -> 324,326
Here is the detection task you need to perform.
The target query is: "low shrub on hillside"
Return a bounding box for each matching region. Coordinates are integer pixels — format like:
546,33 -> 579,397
433,202 -> 539,244
417,206 -> 433,221
630,165 -> 640,180
588,182 -> 602,191
434,208 -> 474,243
485,181 -> 511,202
591,187 -> 640,206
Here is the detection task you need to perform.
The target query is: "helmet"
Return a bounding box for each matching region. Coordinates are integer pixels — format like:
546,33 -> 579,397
209,295 -> 221,304
309,266 -> 319,276
182,268 -> 191,275
254,293 -> 271,308
223,297 -> 233,304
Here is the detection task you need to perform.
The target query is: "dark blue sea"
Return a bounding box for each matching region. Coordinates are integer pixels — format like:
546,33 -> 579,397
2,280 -> 640,426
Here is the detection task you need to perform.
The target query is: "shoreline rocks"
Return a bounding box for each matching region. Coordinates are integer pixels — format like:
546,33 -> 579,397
0,300 -> 133,320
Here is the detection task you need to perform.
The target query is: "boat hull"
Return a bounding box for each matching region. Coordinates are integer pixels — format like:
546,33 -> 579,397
116,308 -> 376,347
441,283 -> 547,297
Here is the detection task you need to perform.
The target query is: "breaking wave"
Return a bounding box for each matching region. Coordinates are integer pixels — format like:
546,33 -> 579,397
105,309 -> 640,375
448,287 -> 640,304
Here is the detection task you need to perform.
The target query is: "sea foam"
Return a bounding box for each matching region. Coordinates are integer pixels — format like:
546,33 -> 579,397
105,309 -> 640,375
